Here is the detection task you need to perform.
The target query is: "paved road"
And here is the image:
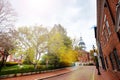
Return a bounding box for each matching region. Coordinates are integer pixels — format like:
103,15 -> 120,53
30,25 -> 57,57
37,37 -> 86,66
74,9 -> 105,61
39,66 -> 95,80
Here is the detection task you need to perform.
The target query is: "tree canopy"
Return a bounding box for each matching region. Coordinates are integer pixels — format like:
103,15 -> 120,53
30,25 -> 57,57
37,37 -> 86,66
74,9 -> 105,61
0,0 -> 16,71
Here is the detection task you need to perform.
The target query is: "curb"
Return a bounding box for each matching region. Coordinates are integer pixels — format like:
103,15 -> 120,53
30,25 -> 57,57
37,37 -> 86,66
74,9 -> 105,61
35,67 -> 80,80
0,67 -> 75,79
35,71 -> 71,80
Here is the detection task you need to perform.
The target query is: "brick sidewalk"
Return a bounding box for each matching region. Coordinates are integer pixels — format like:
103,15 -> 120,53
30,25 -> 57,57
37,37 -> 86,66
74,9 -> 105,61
94,67 -> 120,80
1,67 -> 79,80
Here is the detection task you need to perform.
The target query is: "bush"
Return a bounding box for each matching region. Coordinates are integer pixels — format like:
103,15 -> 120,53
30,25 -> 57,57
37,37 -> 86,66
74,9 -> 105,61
36,65 -> 54,71
36,65 -> 46,71
0,63 -> 69,75
0,65 -> 34,75
58,62 -> 73,68
88,63 -> 94,66
0,61 -> 18,67
5,62 -> 18,66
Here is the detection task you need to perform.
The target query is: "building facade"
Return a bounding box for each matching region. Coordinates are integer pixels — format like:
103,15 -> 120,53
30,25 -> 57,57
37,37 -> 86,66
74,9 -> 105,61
95,0 -> 120,78
77,37 -> 93,65
78,50 -> 90,64
78,37 -> 86,50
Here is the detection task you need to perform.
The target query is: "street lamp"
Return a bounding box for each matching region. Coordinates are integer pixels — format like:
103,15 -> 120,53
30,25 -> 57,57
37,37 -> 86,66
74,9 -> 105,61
93,45 -> 101,75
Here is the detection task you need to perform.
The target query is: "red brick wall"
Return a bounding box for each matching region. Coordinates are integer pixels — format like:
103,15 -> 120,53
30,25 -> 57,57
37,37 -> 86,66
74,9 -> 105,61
107,0 -> 118,21
98,0 -> 120,71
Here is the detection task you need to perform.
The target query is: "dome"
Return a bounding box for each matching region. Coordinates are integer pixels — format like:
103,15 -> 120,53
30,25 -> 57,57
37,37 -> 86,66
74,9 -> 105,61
79,42 -> 85,45
78,37 -> 86,50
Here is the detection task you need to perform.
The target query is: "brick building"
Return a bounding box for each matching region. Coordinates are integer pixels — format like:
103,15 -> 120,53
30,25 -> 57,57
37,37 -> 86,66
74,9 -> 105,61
95,0 -> 120,77
78,50 -> 90,64
77,37 -> 93,65
0,47 -> 22,63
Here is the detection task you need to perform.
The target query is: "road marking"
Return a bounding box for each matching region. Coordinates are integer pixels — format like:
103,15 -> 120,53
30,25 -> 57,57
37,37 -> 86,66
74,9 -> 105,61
92,69 -> 95,80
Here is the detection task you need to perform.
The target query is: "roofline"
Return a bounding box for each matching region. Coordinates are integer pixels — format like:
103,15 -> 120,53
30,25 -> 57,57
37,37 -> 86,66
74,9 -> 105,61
96,0 -> 105,41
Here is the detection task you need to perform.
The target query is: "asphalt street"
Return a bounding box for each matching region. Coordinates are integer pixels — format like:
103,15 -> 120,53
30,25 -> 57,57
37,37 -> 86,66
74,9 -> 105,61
40,66 -> 95,80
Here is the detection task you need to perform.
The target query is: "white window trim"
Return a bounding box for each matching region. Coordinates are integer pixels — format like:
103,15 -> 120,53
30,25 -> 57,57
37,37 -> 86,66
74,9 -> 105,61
117,15 -> 120,32
106,20 -> 111,35
116,4 -> 120,32
104,14 -> 106,22
105,31 -> 108,41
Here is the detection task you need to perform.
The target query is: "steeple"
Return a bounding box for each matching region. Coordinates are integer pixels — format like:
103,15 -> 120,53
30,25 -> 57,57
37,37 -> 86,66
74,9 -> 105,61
78,37 -> 86,50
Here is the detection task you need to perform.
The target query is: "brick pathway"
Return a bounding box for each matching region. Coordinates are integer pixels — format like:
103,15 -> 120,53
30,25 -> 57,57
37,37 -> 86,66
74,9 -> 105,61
94,67 -> 120,80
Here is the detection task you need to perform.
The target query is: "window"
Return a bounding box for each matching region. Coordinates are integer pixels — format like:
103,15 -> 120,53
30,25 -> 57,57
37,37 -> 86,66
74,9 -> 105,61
118,13 -> 120,27
113,49 -> 120,70
105,30 -> 108,41
117,12 -> 120,31
116,3 -> 120,32
105,20 -> 111,35
101,33 -> 105,46
116,3 -> 120,41
104,15 -> 106,22
109,53 -> 115,70
105,57 -> 109,68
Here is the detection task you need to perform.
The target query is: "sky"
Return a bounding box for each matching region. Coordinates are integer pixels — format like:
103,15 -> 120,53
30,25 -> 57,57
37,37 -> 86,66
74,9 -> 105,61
10,0 -> 97,51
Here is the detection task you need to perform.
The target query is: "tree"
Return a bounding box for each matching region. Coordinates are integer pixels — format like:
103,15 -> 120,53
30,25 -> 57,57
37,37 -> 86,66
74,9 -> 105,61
89,49 -> 98,61
47,24 -> 77,67
23,47 -> 35,64
74,46 -> 82,51
0,0 -> 16,71
17,26 -> 48,69
59,47 -> 78,67
41,54 -> 59,68
0,26 -> 17,72
0,0 -> 16,28
48,24 -> 72,54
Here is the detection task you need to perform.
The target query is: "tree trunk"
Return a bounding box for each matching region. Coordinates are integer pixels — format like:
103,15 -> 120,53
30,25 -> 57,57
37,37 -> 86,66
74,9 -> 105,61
0,50 -> 9,72
0,56 -> 5,72
3,54 -> 9,67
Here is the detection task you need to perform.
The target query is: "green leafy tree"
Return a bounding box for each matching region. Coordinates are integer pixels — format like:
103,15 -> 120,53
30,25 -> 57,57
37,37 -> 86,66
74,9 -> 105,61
48,24 -> 71,54
23,47 -> 34,64
47,24 -> 78,67
17,26 -> 48,69
41,54 -> 59,68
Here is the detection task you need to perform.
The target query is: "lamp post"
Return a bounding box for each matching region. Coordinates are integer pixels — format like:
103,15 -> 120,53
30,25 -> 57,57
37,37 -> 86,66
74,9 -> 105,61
93,45 -> 101,75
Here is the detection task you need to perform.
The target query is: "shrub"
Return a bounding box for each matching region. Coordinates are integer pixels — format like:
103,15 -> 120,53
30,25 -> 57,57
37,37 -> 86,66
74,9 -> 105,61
0,65 -> 34,75
0,61 -> 18,67
5,62 -> 18,66
88,63 -> 94,66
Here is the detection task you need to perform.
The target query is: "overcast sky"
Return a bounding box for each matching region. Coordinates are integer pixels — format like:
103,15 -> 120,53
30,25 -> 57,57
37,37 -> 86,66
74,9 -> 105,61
10,0 -> 96,51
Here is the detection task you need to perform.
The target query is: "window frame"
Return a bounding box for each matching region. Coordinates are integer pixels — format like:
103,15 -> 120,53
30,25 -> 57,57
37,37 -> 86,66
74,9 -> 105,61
105,20 -> 111,35
116,2 -> 120,32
